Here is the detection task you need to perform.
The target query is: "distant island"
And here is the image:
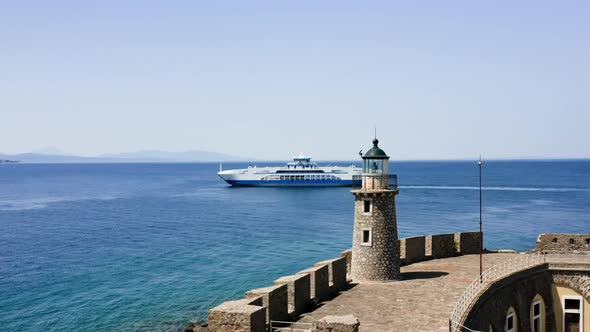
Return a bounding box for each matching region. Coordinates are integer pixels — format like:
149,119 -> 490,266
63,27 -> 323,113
0,150 -> 249,163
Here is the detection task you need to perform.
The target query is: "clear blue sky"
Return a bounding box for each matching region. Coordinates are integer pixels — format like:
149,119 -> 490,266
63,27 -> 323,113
1,1 -> 589,160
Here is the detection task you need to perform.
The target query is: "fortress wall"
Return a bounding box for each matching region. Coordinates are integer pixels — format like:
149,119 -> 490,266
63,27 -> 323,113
400,236 -> 426,265
208,297 -> 266,332
314,256 -> 347,292
273,273 -> 311,316
455,232 -> 482,255
207,232 -> 479,331
297,264 -> 330,302
245,284 -> 289,324
426,233 -> 456,258
536,233 -> 590,251
340,249 -> 352,276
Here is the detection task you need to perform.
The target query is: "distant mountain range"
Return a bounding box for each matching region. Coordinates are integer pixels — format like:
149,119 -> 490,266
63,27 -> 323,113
0,150 -> 249,163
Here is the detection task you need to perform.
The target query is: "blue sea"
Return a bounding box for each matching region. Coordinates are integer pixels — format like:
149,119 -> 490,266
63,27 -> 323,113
1,161 -> 589,331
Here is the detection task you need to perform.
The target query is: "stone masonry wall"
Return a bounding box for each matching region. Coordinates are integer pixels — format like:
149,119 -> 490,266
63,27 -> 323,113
400,236 -> 425,265
340,249 -> 352,276
207,231 -> 482,332
351,190 -> 400,281
455,231 -> 482,255
208,297 -> 266,332
298,264 -> 330,302
465,265 -> 556,332
465,265 -> 590,332
245,283 -> 289,324
552,271 -> 590,301
273,273 -> 311,317
536,233 -> 590,251
314,257 -> 347,292
426,233 -> 456,258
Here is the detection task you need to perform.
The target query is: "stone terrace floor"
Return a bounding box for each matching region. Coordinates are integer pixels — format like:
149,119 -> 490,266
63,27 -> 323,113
297,253 -> 517,332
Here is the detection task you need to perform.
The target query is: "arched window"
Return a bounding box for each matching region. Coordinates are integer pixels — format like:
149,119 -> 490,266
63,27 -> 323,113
531,294 -> 545,332
569,239 -> 575,245
506,307 -> 517,332
552,238 -> 558,243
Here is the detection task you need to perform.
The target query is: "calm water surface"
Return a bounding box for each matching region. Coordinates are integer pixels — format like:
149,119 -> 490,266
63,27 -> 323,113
1,161 -> 589,331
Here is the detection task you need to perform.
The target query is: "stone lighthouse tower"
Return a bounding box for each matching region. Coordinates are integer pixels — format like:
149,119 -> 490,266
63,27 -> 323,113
351,138 -> 400,282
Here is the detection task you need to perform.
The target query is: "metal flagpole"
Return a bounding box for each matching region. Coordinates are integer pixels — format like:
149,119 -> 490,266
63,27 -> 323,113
478,156 -> 483,282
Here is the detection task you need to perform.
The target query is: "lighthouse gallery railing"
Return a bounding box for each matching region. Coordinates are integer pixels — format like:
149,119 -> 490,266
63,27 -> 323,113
354,174 -> 398,189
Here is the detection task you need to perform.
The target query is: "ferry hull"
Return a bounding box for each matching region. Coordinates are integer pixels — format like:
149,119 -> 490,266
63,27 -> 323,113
225,179 -> 360,187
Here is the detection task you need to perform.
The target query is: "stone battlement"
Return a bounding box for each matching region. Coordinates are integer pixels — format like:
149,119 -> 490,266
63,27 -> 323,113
536,233 -> 590,251
199,231 -> 481,332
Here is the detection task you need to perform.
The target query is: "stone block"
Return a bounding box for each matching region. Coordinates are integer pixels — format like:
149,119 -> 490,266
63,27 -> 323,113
315,256 -> 347,291
455,232 -> 482,255
313,315 -> 360,332
208,297 -> 266,332
340,249 -> 352,276
298,264 -> 330,302
426,233 -> 456,259
245,283 -> 289,323
273,273 -> 311,316
400,236 -> 425,265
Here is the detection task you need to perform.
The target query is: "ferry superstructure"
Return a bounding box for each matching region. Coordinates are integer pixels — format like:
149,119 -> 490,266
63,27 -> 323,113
218,155 -> 362,187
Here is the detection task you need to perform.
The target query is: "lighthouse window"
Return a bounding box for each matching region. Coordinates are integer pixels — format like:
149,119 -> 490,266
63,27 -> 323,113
361,228 -> 372,246
362,199 -> 372,215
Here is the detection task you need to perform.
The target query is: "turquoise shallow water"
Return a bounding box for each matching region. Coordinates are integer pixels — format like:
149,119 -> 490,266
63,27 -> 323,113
1,161 -> 589,331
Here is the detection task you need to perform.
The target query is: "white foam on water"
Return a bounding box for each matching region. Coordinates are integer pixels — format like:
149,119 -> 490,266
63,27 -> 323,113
399,185 -> 590,192
0,195 -> 119,211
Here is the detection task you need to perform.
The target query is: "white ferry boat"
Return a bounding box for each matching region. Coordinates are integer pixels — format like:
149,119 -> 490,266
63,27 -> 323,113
218,155 -> 362,187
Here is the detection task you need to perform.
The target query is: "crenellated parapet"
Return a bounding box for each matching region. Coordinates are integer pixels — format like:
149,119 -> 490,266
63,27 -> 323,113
203,231 -> 482,332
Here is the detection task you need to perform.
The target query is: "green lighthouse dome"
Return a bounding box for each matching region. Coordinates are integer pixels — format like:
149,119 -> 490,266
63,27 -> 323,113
363,138 -> 389,159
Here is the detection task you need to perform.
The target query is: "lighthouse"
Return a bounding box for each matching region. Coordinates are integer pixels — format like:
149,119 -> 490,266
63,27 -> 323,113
350,138 -> 400,281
